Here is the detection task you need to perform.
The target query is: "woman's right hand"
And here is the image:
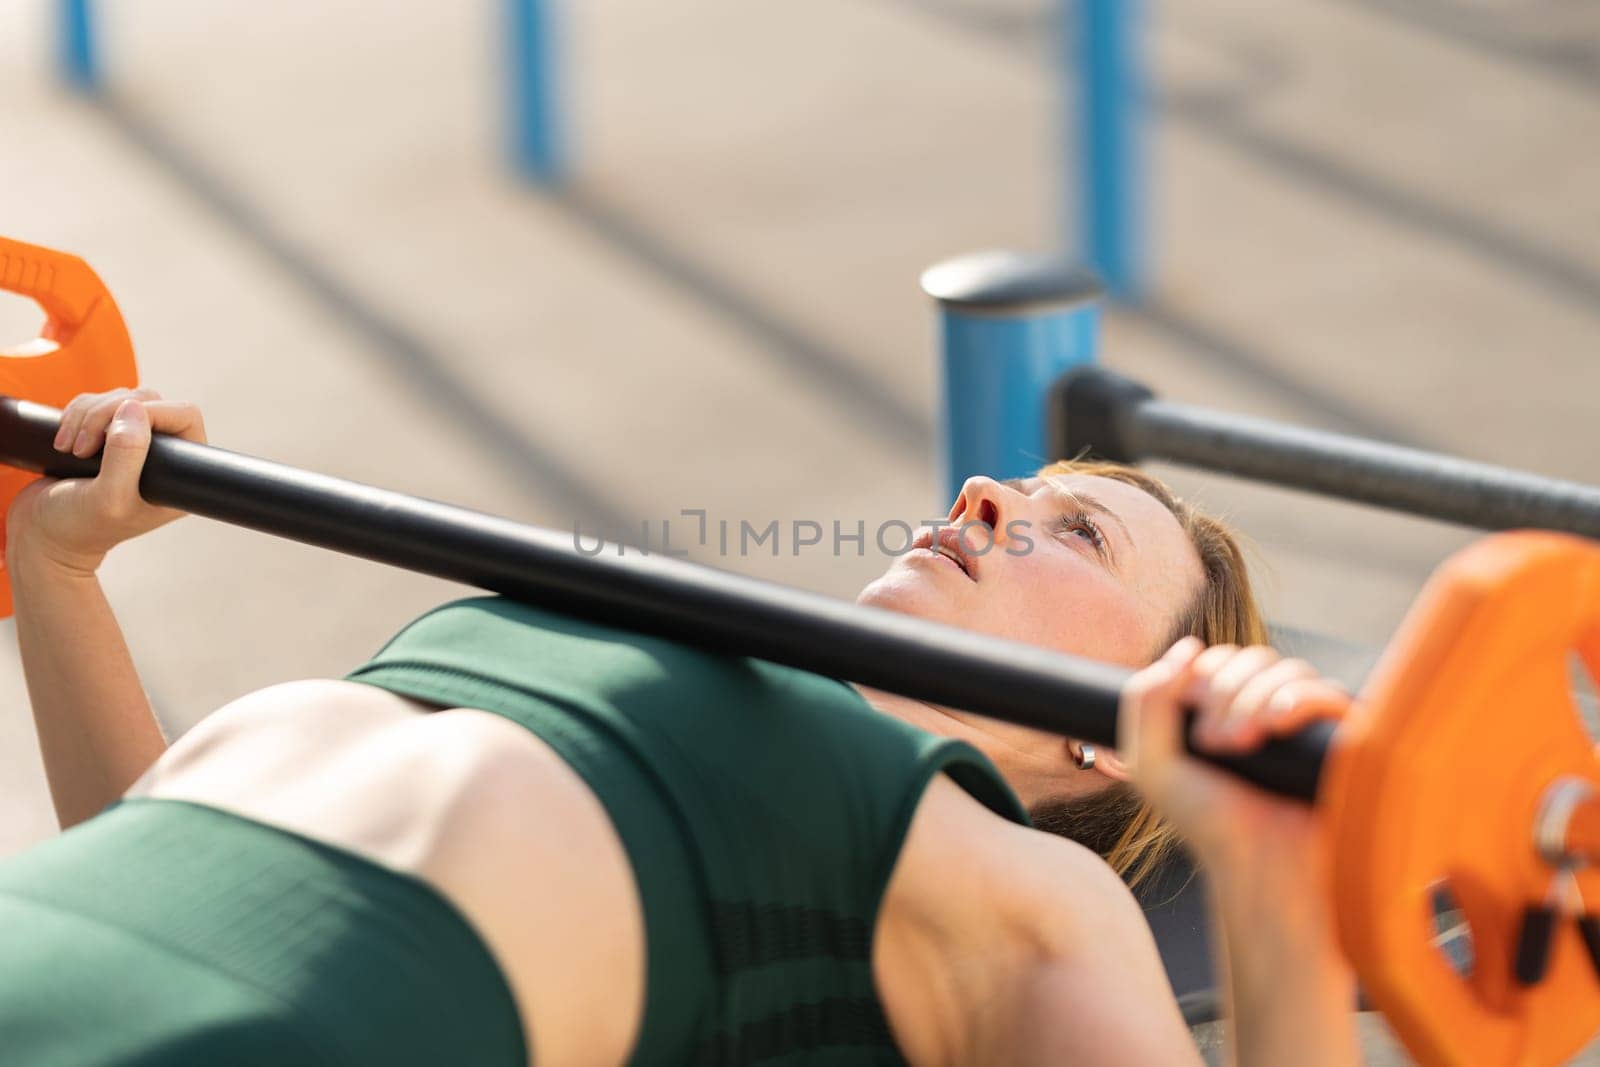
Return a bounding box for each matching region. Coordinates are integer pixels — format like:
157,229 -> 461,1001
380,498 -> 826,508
1119,636 -> 1350,876
5,388 -> 207,575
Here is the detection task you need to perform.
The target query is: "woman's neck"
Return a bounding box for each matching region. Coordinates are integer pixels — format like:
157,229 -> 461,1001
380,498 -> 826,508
851,685 -> 1055,809
851,685 -> 959,737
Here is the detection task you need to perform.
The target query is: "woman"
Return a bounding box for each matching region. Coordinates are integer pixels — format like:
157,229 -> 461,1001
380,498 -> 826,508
1,388 -> 1359,1065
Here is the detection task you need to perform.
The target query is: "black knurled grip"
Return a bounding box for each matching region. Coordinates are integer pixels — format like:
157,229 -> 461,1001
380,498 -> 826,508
1050,365 -> 1155,465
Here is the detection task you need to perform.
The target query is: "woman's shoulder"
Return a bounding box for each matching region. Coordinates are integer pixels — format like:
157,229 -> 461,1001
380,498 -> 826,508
878,777 -> 1180,1059
891,775 -> 1143,949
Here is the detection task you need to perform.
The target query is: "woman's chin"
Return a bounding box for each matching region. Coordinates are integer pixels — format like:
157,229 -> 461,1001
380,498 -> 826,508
856,572 -> 950,623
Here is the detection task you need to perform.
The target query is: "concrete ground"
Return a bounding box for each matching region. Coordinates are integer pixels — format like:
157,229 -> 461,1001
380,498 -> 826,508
1,0 -> 1597,1061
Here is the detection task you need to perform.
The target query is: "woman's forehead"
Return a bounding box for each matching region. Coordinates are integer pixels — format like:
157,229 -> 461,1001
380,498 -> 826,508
1011,473 -> 1166,519
1024,473 -> 1196,556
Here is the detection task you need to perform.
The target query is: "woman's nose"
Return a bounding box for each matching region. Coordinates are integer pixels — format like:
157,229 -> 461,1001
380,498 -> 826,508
951,476 -> 1008,535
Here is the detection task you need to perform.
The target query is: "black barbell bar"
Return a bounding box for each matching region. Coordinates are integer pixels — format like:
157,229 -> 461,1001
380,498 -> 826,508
0,396 -> 1332,800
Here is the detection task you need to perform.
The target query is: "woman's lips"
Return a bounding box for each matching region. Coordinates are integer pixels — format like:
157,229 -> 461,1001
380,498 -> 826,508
909,526 -> 980,581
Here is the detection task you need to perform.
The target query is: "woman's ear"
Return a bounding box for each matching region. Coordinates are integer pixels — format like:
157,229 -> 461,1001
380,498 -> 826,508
1097,750 -> 1132,782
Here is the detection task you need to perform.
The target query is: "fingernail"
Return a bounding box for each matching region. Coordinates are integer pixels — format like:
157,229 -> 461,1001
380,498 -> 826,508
52,425 -> 68,450
73,428 -> 92,454
1267,690 -> 1295,719
110,399 -> 144,430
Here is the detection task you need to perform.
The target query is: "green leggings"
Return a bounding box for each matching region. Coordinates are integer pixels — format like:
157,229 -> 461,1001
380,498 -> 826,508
0,798 -> 526,1066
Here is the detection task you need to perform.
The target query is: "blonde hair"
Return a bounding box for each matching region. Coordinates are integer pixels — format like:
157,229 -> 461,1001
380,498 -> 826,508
1026,458 -> 1268,890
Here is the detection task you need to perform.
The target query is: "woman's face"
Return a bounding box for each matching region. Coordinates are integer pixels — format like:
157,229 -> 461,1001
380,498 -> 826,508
857,473 -> 1206,797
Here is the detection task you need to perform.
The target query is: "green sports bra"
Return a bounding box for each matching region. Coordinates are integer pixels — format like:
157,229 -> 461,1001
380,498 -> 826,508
345,596 -> 1029,1065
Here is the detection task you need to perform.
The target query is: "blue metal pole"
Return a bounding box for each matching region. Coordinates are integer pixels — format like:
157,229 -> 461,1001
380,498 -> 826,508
59,0 -> 99,92
922,252 -> 1103,501
507,0 -> 565,185
1072,0 -> 1144,302
925,253 -> 1213,1004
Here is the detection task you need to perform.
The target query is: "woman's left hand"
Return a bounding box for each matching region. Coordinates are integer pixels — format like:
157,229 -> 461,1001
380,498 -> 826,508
1118,636 -> 1352,877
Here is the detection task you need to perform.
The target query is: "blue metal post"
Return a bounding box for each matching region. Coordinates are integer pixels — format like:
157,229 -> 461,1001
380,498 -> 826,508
925,253 -> 1214,1003
1072,0 -> 1144,302
59,0 -> 99,92
922,252 -> 1103,501
508,0 -> 565,184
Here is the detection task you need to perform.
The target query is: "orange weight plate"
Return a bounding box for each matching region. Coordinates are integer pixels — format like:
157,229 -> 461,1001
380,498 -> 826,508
1324,532 -> 1600,1066
0,237 -> 140,616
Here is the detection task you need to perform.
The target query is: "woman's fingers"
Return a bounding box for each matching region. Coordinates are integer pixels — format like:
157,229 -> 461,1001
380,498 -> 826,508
1264,678 -> 1351,734
53,390 -> 107,452
1211,656 -> 1319,751
1119,636 -> 1205,784
1162,642 -> 1352,754
142,399 -> 206,444
94,399 -> 153,513
1180,650 -> 1351,755
1187,644 -> 1280,748
58,388 -> 164,457
88,397 -> 206,505
52,389 -> 197,461
71,393 -> 131,457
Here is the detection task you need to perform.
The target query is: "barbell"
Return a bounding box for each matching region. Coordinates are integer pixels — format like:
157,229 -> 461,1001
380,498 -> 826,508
3,235 -> 1599,1066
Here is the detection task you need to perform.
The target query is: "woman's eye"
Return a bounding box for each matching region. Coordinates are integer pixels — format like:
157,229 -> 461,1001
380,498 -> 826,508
1056,514 -> 1105,552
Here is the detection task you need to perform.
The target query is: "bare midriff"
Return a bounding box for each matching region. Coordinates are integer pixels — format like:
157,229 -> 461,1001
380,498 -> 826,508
126,678 -> 646,1067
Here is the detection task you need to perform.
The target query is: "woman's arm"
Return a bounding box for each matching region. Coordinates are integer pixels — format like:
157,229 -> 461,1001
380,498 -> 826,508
5,389 -> 207,829
1121,638 -> 1361,1067
1010,838 -> 1209,1067
7,547 -> 166,828
1206,834 -> 1357,1067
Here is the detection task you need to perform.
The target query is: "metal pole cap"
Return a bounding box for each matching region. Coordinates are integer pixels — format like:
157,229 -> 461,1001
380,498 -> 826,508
921,250 -> 1103,315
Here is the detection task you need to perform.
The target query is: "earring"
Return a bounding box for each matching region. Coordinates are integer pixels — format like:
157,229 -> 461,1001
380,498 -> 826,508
1074,743 -> 1096,771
